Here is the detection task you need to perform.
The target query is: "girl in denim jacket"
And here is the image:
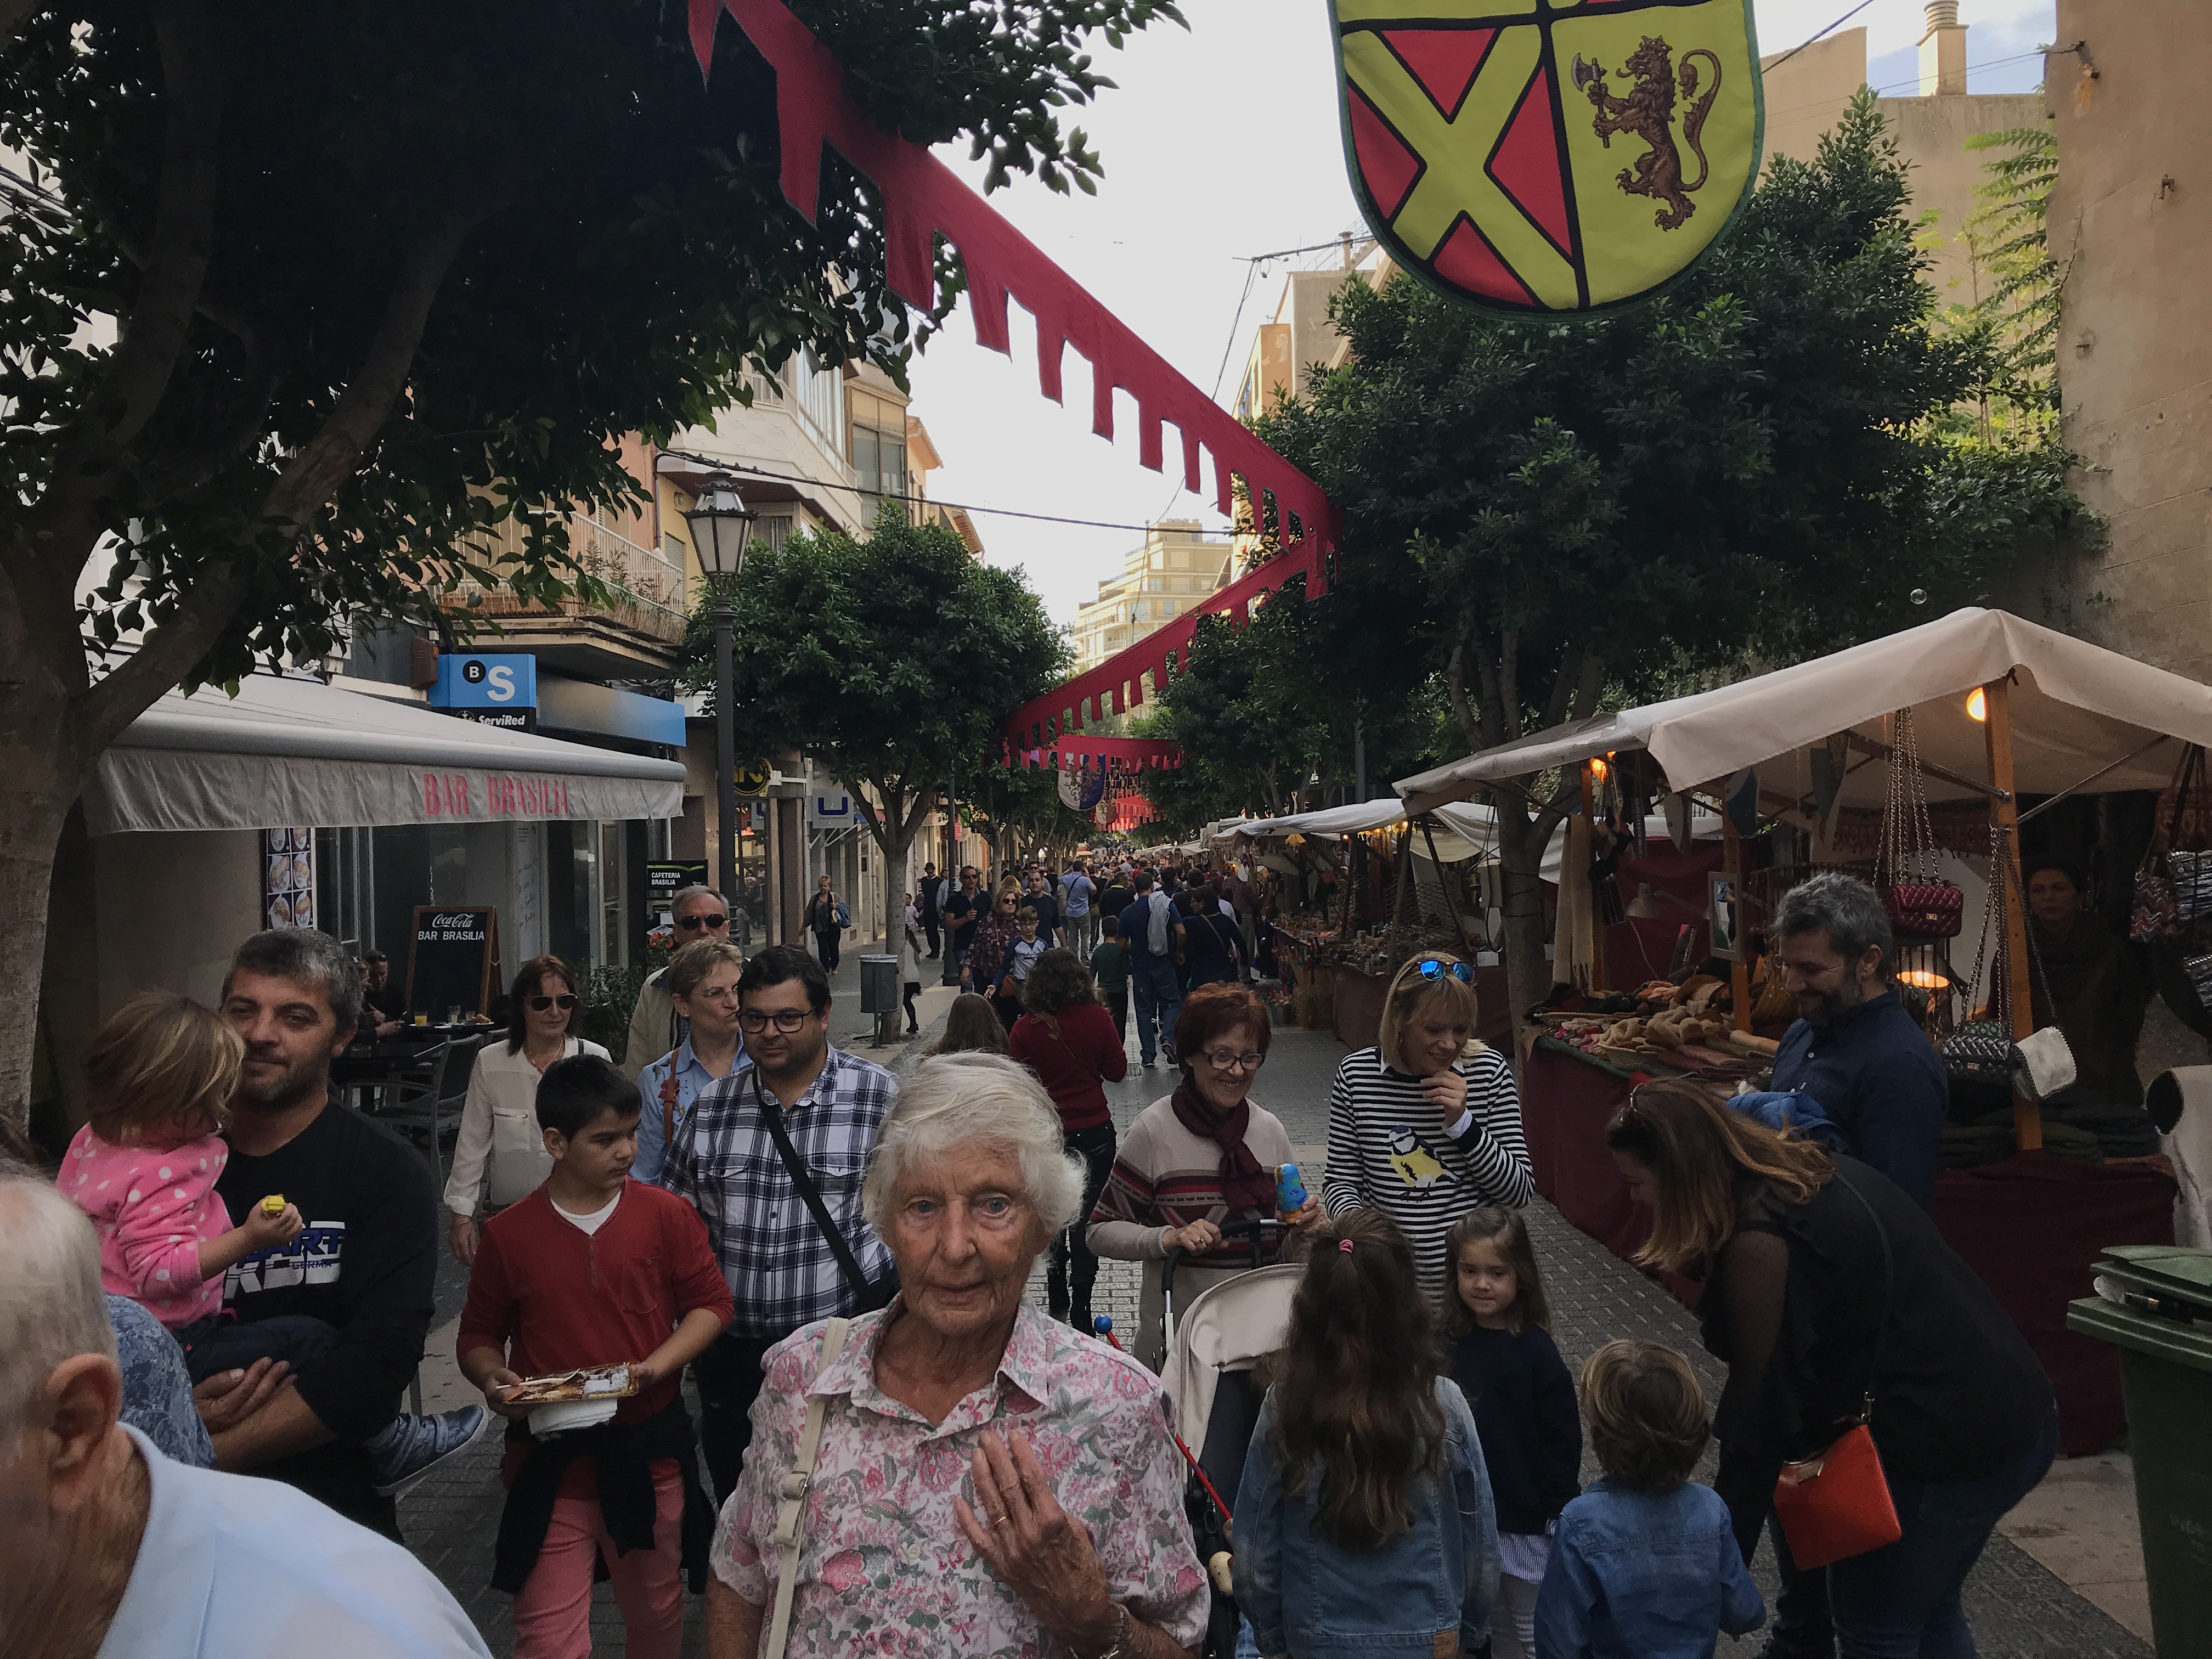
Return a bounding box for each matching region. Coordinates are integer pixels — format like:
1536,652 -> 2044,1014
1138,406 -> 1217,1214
1232,1210 -> 1499,1658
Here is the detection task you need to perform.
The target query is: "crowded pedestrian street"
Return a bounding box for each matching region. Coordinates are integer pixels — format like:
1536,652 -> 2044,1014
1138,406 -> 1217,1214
9,2 -> 2212,1658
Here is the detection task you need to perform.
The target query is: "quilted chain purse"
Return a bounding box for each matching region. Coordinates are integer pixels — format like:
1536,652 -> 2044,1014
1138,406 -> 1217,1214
2132,746 -> 2205,942
1876,708 -> 1963,940
1940,825 -> 2076,1101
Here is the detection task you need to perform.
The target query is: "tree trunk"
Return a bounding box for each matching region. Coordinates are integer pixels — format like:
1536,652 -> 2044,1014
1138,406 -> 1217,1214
0,732 -> 81,1134
1492,800 -> 1557,1042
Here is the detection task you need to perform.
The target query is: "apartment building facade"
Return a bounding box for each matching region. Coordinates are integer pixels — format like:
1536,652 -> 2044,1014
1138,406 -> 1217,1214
1069,521 -> 1239,676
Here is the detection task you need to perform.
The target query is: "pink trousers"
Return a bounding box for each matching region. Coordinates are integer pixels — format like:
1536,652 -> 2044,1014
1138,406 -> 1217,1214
510,1464 -> 685,1659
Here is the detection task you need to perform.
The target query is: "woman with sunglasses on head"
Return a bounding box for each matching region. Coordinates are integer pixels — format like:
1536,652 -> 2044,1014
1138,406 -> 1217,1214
1323,952 -> 1533,1296
444,955 -> 611,1265
1089,982 -> 1325,1369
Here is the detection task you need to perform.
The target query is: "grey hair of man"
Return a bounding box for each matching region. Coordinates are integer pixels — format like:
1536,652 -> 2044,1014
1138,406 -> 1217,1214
669,884 -> 729,916
223,927 -> 363,1031
1775,871 -> 1895,981
861,1052 -> 1086,1239
0,1176 -> 116,1442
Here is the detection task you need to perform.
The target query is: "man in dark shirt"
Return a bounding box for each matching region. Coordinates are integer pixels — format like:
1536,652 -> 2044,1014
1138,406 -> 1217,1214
1118,871 -> 1187,1069
939,867 -> 981,986
1098,866 -> 1132,928
359,950 -> 407,1035
1024,868 -> 1063,949
215,928 -> 483,1538
917,861 -> 943,958
1768,872 -> 1948,1211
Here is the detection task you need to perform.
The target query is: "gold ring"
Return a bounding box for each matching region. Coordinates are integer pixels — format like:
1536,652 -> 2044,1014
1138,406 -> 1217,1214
990,1513 -> 1008,1527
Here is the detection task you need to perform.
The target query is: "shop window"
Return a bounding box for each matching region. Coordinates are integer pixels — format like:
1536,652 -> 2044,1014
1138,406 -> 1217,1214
600,821 -> 627,968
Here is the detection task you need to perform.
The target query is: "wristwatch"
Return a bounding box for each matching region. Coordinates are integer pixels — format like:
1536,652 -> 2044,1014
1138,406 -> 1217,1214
1090,1602 -> 1133,1659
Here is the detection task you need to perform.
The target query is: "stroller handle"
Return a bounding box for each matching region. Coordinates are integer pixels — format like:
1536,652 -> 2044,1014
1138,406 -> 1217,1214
1161,1215 -> 1289,1307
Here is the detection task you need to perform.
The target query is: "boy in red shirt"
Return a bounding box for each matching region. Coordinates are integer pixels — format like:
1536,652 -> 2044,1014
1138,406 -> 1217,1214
459,1055 -> 732,1659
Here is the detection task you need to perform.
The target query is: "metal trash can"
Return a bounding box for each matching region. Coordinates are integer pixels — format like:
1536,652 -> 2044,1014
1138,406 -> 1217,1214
859,955 -> 900,1016
2067,1245 -> 2212,1657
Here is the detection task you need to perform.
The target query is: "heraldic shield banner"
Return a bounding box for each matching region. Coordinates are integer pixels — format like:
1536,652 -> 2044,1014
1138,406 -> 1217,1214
1331,0 -> 1764,314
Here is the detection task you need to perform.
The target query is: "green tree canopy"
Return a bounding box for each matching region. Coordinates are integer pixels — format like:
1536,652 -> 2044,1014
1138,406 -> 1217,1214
679,508 -> 1065,951
1248,91 -> 2089,1017
0,0 -> 1181,1119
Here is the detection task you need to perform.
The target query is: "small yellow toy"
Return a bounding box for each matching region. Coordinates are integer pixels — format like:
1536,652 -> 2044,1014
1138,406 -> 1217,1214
261,1194 -> 286,1217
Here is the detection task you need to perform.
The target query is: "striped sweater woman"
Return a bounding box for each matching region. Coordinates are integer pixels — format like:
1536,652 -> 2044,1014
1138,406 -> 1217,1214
1322,955 -> 1533,1294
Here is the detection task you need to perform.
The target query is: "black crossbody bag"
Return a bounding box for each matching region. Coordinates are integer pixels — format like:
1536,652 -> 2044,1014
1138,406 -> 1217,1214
751,1069 -> 899,1314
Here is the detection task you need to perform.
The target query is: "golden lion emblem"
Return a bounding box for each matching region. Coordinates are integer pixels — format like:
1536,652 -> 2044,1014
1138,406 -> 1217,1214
1572,36 -> 1723,232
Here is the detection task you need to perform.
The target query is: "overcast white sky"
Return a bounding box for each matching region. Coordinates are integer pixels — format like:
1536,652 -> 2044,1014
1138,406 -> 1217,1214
906,0 -> 2056,625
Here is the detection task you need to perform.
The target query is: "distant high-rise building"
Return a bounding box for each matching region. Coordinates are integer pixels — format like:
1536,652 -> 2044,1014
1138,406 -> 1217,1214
1069,521 -> 1238,676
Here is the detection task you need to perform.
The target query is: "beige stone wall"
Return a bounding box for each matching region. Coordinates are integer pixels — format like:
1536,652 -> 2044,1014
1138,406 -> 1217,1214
2047,0 -> 2212,679
1877,89 -> 2051,311
1762,28 -> 1869,167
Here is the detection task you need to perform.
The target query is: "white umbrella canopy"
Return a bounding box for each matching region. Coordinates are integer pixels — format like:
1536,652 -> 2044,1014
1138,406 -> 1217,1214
1397,609 -> 2212,811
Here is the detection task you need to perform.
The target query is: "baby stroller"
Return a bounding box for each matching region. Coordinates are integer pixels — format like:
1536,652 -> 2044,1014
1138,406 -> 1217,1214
1108,1217 -> 1299,1659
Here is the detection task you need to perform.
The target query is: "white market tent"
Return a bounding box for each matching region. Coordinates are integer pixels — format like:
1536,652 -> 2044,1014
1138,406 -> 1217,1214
1398,608 -> 2212,812
86,670 -> 685,836
1218,796 -> 1720,883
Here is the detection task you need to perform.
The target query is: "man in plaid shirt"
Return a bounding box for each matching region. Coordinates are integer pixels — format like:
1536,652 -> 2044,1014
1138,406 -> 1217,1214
659,945 -> 897,1500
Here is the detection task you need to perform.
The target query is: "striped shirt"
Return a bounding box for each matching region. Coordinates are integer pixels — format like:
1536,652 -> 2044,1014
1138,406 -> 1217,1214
659,1046 -> 897,1338
1323,1046 -> 1533,1293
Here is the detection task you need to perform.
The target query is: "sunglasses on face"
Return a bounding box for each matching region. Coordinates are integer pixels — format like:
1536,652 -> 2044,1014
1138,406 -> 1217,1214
527,993 -> 579,1012
1414,959 -> 1475,984
676,913 -> 728,930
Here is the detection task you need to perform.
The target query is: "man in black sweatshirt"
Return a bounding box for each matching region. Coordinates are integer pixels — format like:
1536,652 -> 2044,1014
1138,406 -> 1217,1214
212,928 -> 481,1538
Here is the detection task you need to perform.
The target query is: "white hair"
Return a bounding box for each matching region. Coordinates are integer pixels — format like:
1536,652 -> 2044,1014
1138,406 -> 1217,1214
0,1176 -> 117,1440
862,1052 -> 1086,1236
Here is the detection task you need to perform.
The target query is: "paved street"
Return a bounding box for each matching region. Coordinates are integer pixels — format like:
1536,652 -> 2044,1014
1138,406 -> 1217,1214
404,990 -> 2151,1658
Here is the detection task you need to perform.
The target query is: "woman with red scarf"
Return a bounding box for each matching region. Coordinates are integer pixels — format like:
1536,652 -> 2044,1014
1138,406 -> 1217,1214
1086,983 -> 1325,1369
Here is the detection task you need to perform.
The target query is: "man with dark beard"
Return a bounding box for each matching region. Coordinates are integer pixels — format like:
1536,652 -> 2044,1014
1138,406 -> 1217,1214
1767,872 -> 1947,1214
212,929 -> 482,1537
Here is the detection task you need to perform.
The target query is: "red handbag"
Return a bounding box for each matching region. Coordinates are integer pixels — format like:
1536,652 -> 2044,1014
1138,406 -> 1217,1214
1883,882 -> 1963,940
1771,1172 -> 1904,1570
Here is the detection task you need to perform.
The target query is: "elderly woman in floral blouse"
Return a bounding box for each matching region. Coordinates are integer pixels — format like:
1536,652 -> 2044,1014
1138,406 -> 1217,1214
706,1051 -> 1209,1659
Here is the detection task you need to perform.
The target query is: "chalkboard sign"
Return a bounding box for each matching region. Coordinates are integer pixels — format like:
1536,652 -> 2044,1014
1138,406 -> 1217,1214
405,906 -> 500,1021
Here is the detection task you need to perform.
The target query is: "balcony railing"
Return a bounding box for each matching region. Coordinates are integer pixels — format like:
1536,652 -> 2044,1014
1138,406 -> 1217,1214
452,512 -> 689,644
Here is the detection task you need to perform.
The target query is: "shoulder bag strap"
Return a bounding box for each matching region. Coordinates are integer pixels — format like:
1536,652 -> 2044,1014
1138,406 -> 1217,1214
1827,1167 -> 1894,1426
763,1316 -> 851,1659
754,1070 -> 876,1305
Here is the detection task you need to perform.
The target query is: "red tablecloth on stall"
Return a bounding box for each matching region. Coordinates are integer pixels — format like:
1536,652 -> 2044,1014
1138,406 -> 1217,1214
1933,1151 -> 2175,1458
1521,1037 -> 2179,1455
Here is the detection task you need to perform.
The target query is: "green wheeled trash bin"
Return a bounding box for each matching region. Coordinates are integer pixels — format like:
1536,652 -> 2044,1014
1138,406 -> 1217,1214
2067,1245 -> 2212,1659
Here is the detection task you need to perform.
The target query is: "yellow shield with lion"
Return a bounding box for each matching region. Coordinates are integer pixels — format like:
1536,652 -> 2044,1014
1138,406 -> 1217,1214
1330,0 -> 1763,313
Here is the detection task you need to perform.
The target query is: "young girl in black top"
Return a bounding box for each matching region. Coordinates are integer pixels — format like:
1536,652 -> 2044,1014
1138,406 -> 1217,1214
1441,1207 -> 1581,1659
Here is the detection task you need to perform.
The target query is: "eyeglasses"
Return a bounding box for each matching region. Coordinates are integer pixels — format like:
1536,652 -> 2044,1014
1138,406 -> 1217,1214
738,1008 -> 816,1034
1414,959 -> 1475,984
1201,1049 -> 1266,1073
527,993 -> 579,1012
676,913 -> 729,930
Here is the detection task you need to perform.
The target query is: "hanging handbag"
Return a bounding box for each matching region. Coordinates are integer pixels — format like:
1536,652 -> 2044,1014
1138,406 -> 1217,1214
761,1316 -> 851,1659
2133,747 -> 2204,941
1876,708 -> 1964,940
1942,826 -> 2076,1102
1771,1172 -> 1903,1570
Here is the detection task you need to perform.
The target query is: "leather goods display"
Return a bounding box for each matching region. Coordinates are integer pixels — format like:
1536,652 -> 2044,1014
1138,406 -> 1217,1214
1876,708 -> 1963,939
1771,1172 -> 1903,1569
1942,824 -> 2076,1102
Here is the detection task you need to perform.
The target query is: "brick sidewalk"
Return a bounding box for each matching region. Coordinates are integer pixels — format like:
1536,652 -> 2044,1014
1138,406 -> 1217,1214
402,1021 -> 2150,1657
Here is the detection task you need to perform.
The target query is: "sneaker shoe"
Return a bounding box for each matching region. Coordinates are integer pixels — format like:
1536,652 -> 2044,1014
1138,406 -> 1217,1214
366,1404 -> 489,1497
1141,1056 -> 1157,1069
1160,1043 -> 1180,1067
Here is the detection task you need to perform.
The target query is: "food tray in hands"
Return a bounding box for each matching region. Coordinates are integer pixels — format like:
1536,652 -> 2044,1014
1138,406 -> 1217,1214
501,1365 -> 636,1406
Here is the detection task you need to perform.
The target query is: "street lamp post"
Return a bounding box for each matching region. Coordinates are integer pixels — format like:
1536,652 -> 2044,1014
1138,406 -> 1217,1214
682,475 -> 756,913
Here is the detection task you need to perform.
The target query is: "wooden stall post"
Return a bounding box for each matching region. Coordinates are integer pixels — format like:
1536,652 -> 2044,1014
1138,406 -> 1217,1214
1723,811 -> 1752,1034
1582,761 -> 1607,991
1982,676 -> 2043,1152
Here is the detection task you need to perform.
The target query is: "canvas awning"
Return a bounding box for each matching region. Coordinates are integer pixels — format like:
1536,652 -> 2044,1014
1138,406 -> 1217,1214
84,670 -> 685,836
1397,609 -> 2212,813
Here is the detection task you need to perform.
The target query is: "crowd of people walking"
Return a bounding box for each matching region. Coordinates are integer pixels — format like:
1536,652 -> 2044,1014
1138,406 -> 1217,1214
2,862 -> 2064,1659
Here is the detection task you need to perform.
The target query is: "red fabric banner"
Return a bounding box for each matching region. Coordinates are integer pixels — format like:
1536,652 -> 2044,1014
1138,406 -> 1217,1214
688,0 -> 1340,764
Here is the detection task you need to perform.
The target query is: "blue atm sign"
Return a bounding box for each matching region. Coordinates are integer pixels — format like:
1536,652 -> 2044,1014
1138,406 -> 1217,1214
431,653 -> 537,731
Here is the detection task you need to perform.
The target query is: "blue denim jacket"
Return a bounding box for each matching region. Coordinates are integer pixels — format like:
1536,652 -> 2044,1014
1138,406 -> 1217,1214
1533,1479 -> 1765,1658
1233,1378 -> 1498,1658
